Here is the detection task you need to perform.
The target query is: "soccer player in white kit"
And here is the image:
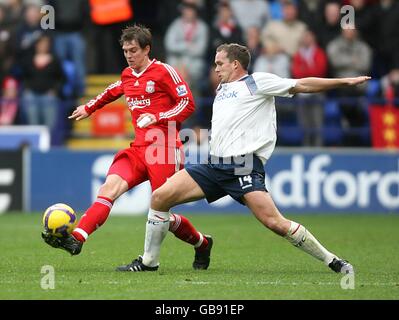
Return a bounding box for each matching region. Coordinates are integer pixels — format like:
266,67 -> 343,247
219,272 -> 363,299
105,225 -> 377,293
119,43 -> 370,273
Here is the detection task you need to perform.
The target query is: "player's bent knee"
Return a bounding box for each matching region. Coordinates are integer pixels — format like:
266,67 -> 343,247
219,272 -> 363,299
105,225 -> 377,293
98,178 -> 128,200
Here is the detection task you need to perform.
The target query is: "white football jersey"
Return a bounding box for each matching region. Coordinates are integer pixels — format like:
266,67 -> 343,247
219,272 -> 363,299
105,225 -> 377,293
210,72 -> 297,163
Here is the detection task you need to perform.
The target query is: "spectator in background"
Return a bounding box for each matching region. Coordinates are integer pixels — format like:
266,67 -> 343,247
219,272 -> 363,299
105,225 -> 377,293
157,0 -> 215,39
261,0 -> 307,57
49,0 -> 89,98
0,3 -> 15,84
229,0 -> 269,33
245,26 -> 262,73
268,0 -> 300,21
14,3 -> 44,67
316,1 -> 342,50
88,0 -> 134,73
380,69 -> 399,103
297,0 -> 324,33
208,0 -> 243,63
20,34 -> 65,142
164,0 -> 209,107
0,76 -> 18,125
327,27 -> 372,84
347,0 -> 378,49
374,0 -> 399,77
292,30 -> 327,79
5,0 -> 24,27
182,0 -> 215,24
204,0 -> 244,126
292,30 -> 328,146
253,36 -> 290,78
327,26 -> 372,146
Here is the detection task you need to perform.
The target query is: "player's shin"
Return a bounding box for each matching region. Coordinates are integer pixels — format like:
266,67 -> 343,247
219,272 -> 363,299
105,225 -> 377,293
284,221 -> 336,265
142,208 -> 170,267
72,196 -> 113,242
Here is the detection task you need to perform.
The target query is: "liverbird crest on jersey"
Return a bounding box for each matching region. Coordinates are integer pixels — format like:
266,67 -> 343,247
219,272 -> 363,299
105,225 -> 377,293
146,80 -> 155,93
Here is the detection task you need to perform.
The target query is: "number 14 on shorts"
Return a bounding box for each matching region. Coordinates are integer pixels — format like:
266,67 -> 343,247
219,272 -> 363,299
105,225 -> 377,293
238,176 -> 253,189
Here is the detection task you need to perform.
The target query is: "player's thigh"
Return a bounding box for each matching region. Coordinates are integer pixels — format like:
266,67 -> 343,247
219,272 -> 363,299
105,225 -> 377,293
151,169 -> 205,209
147,147 -> 184,191
105,153 -> 147,198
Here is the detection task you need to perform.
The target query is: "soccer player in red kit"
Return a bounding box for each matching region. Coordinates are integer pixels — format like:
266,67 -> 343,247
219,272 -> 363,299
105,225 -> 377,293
42,25 -> 213,271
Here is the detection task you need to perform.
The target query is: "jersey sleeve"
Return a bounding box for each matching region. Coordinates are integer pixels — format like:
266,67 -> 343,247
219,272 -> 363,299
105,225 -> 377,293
252,72 -> 297,98
84,80 -> 124,115
155,64 -> 195,125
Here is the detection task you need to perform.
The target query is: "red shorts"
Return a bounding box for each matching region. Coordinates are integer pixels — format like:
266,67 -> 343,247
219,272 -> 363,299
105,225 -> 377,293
107,145 -> 184,191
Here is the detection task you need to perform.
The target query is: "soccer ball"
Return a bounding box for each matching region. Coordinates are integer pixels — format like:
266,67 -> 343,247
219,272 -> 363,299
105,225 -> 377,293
42,203 -> 77,237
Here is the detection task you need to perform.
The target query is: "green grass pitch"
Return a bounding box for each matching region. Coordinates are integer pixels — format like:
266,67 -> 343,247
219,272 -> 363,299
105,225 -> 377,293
0,213 -> 398,300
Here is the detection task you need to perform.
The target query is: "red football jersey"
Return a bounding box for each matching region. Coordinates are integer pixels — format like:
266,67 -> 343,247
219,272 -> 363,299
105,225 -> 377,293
84,59 -> 195,147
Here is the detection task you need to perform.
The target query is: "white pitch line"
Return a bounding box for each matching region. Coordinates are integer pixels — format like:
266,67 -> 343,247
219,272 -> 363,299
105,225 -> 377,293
175,280 -> 398,287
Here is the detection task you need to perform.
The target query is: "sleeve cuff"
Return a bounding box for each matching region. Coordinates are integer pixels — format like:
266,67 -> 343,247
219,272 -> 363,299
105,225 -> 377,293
84,105 -> 93,115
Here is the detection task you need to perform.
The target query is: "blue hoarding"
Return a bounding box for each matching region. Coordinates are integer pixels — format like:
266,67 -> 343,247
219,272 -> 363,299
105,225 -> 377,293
30,149 -> 399,214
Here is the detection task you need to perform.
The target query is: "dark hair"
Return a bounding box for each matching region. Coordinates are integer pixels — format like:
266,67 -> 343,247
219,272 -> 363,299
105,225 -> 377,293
216,43 -> 251,70
119,24 -> 152,50
179,1 -> 199,12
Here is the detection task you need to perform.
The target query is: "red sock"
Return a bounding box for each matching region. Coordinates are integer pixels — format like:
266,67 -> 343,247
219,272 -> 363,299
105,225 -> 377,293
169,214 -> 208,250
72,196 -> 113,242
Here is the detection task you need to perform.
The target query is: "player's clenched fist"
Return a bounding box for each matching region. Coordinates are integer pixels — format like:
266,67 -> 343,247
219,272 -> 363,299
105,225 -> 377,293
68,105 -> 89,121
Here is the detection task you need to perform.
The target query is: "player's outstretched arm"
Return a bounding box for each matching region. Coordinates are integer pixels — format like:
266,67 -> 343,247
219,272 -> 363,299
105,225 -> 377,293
68,105 -> 89,121
289,76 -> 371,94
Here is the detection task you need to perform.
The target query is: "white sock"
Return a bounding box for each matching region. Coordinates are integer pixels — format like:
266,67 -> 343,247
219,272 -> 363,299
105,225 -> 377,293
284,221 -> 336,265
142,208 -> 170,267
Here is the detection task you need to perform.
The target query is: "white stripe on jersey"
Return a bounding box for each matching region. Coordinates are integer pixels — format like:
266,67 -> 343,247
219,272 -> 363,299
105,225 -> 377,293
159,97 -> 189,119
162,63 -> 182,84
163,63 -> 181,83
174,148 -> 181,172
86,80 -> 121,108
159,97 -> 188,118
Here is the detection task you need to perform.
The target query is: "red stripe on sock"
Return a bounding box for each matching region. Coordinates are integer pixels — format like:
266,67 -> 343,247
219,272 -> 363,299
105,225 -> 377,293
291,224 -> 301,235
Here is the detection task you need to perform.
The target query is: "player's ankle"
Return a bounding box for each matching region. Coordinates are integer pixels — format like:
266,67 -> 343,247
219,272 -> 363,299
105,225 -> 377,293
72,230 -> 86,243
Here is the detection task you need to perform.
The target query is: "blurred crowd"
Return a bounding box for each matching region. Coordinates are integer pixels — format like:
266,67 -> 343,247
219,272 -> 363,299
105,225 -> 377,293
0,0 -> 398,147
